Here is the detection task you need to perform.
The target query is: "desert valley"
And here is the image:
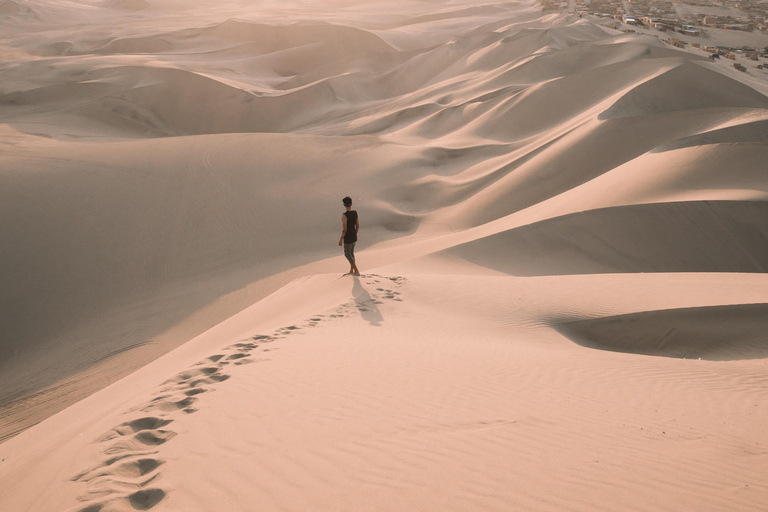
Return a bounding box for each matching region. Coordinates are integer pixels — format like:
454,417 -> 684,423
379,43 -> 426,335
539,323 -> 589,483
1,0 -> 768,511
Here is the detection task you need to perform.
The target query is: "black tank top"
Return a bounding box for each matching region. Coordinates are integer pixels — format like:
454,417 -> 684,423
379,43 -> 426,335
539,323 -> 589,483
344,210 -> 358,244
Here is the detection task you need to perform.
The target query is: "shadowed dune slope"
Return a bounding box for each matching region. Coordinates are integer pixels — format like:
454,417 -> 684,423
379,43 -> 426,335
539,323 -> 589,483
0,12 -> 727,140
600,60 -> 768,120
555,303 -> 768,360
0,65 -> 352,137
653,119 -> 768,152
2,10 -> 764,144
0,133 -> 418,420
106,0 -> 150,11
444,201 -> 768,275
0,0 -> 21,15
95,19 -> 396,58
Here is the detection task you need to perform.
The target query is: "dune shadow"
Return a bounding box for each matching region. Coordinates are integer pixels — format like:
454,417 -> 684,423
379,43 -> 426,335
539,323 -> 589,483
444,201 -> 768,276
352,276 -> 384,327
554,303 -> 768,361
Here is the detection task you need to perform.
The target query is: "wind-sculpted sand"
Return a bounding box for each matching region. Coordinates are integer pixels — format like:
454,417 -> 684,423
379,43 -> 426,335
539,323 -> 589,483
1,0 -> 767,511
68,274 -> 405,512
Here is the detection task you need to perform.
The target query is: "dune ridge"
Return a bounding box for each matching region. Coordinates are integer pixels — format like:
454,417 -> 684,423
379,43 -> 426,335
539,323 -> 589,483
0,0 -> 766,437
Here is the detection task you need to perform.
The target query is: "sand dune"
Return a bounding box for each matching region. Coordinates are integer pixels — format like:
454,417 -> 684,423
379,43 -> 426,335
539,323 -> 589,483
600,60 -> 768,119
3,272 -> 768,512
444,200 -> 768,275
0,131 -> 422,441
557,302 -> 768,360
0,0 -> 765,423
654,116 -> 768,151
1,0 -> 768,510
0,0 -> 29,15
105,0 -> 150,11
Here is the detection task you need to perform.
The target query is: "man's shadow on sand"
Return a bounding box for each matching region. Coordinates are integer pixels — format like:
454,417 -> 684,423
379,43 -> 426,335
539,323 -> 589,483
351,276 -> 383,326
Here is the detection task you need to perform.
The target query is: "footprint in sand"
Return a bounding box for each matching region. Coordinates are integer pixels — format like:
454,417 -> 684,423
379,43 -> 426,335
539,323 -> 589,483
97,417 -> 172,442
71,416 -> 173,511
73,488 -> 167,512
70,276 -> 410,511
128,488 -> 167,509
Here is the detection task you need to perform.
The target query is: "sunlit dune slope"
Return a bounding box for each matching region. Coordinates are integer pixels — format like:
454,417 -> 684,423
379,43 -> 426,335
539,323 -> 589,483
0,0 -> 767,443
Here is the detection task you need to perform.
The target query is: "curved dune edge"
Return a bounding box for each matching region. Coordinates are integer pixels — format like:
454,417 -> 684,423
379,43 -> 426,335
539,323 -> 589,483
442,200 -> 768,276
555,303 -> 768,360
2,272 -> 768,512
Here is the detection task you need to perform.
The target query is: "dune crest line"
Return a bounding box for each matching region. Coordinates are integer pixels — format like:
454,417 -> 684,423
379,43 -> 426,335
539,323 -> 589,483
67,275 -> 406,511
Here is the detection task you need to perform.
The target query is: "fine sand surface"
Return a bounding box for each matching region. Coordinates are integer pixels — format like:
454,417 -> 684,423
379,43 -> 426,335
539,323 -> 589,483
1,0 -> 768,511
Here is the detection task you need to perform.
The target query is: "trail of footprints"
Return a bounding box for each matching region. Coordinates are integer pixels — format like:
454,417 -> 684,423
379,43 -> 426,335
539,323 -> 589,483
70,274 -> 405,512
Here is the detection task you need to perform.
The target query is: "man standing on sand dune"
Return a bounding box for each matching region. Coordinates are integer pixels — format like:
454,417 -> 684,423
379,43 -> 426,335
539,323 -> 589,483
339,196 -> 360,276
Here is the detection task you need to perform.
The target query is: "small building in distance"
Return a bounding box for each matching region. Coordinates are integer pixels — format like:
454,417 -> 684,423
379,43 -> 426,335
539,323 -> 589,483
681,24 -> 701,35
668,37 -> 686,48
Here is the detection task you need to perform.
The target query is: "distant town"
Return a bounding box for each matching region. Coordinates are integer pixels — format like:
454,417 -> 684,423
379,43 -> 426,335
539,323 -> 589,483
544,0 -> 767,33
543,0 -> 768,69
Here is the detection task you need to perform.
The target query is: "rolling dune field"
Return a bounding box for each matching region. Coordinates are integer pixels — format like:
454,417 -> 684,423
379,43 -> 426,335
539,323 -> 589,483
1,1 -> 767,511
